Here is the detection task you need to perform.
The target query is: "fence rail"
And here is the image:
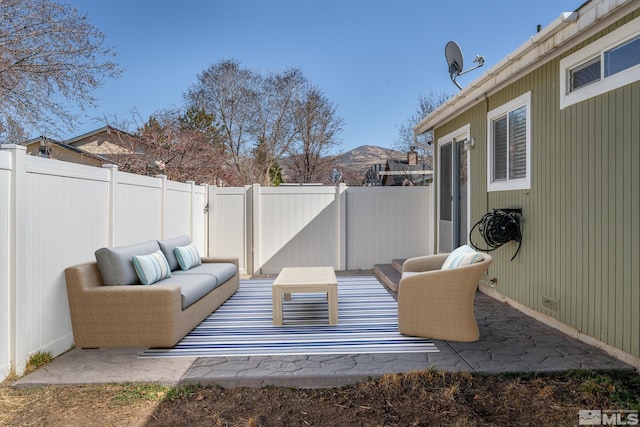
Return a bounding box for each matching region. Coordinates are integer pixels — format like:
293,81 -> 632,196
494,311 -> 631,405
0,144 -> 434,380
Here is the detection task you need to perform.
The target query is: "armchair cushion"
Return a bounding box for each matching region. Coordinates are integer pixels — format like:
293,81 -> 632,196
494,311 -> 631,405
441,245 -> 482,269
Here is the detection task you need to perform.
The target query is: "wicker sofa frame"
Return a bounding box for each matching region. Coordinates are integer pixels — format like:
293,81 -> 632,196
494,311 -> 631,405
65,256 -> 239,348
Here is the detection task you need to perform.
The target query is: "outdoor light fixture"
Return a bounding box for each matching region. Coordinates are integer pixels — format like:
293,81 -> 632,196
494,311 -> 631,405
463,137 -> 475,151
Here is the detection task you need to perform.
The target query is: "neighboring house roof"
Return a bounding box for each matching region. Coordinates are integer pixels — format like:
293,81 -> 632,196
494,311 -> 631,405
51,140 -> 111,162
64,125 -> 134,146
415,0 -> 635,134
22,136 -> 111,163
20,126 -> 134,166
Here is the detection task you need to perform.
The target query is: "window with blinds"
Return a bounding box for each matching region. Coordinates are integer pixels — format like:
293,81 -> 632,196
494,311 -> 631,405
560,17 -> 640,109
487,92 -> 531,191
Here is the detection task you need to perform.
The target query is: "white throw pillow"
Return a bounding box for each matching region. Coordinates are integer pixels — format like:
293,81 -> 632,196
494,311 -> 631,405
441,245 -> 482,269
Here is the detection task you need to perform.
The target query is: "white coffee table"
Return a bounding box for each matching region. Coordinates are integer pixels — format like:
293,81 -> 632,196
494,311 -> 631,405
272,266 -> 338,326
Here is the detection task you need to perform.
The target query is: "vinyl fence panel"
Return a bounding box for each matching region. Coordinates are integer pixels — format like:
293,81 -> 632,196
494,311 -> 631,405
208,186 -> 251,274
0,150 -> 12,379
209,184 -> 434,274
0,146 -> 210,380
257,186 -> 338,274
19,155 -> 111,376
345,186 -> 434,269
112,169 -> 163,246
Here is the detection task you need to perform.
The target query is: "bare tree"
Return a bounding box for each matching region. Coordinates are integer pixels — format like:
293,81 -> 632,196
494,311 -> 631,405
0,116 -> 28,144
0,0 -> 121,140
395,91 -> 452,168
285,87 -> 344,183
251,68 -> 307,185
185,60 -> 260,185
186,60 -> 345,186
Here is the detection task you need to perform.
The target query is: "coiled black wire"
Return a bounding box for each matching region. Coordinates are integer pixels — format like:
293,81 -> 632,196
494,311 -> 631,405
469,209 -> 522,261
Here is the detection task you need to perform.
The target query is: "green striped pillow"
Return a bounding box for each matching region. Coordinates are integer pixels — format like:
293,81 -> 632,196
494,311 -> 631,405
132,250 -> 172,285
174,244 -> 202,270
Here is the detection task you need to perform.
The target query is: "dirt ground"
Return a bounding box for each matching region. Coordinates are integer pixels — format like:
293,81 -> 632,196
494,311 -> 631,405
2,369 -> 639,426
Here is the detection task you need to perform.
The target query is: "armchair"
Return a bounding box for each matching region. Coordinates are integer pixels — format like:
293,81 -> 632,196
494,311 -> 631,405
397,251 -> 492,342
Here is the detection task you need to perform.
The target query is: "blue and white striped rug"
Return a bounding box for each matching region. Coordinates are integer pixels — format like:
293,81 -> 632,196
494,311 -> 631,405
140,276 -> 438,358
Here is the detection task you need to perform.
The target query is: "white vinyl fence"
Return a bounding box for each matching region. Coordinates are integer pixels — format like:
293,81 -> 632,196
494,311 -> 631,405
1,144 -> 434,381
0,145 -> 208,380
209,184 -> 434,274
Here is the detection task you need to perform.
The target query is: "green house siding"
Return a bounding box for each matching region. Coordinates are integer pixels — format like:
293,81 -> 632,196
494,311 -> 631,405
433,13 -> 640,358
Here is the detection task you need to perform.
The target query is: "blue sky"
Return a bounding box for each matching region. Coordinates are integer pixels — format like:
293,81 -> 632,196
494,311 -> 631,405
65,0 -> 581,153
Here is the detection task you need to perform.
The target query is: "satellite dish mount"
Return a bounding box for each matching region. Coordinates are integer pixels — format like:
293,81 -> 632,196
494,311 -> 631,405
445,41 -> 485,90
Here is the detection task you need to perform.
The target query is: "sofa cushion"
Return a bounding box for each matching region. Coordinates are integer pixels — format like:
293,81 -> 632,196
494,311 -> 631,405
174,243 -> 202,270
95,240 -> 162,285
158,235 -> 192,271
172,262 -> 237,284
156,274 -> 217,309
442,245 -> 482,270
132,250 -> 172,285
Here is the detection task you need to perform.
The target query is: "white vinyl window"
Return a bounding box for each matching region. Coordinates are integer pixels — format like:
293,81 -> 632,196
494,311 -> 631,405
560,16 -> 640,109
487,92 -> 531,192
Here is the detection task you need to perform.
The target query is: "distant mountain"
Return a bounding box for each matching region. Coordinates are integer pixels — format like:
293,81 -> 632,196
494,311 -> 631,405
280,145 -> 407,185
330,145 -> 405,184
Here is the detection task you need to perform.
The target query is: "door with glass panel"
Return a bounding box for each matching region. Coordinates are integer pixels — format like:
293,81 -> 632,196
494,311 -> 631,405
438,137 -> 469,253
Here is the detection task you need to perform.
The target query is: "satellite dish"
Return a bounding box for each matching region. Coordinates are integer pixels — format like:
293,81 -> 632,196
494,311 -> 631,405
445,41 -> 485,90
445,41 -> 464,77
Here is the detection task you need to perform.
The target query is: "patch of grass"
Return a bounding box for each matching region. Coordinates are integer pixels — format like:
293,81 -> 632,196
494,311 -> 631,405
571,369 -> 640,410
163,384 -> 200,401
111,383 -> 172,404
25,351 -> 53,374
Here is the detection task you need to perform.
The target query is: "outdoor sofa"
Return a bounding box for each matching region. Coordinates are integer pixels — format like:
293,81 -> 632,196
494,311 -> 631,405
65,235 -> 239,348
398,246 -> 492,342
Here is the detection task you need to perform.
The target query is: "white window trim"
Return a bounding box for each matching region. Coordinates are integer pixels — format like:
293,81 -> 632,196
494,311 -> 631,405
560,16 -> 640,110
487,91 -> 531,192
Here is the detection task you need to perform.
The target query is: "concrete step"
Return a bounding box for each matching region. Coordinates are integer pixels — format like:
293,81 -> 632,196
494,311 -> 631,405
391,259 -> 406,274
373,264 -> 400,299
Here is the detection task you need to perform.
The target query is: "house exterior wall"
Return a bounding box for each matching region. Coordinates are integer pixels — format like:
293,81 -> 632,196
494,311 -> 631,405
23,140 -> 41,156
47,145 -> 104,166
432,9 -> 640,359
70,133 -> 132,156
72,137 -> 131,156
22,140 -> 105,167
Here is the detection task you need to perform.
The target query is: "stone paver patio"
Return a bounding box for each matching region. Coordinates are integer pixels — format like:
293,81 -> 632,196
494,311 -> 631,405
13,277 -> 634,389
